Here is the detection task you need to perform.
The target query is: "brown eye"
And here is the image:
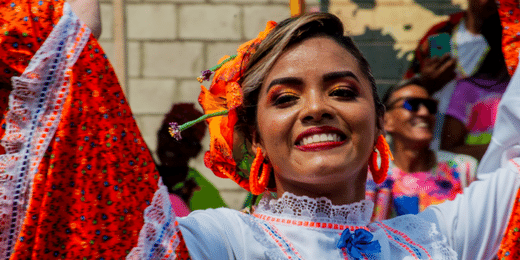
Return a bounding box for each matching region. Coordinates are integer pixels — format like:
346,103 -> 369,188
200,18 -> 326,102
330,88 -> 357,100
273,94 -> 299,106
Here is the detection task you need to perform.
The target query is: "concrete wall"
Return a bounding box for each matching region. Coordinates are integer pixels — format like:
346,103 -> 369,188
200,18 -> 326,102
97,0 -> 463,209
98,0 -> 320,209
331,0 -> 466,96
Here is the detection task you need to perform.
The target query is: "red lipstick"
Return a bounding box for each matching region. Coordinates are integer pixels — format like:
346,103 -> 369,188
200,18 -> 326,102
295,126 -> 347,152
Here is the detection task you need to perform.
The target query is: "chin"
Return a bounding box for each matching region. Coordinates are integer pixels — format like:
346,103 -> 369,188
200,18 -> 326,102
296,162 -> 359,182
410,136 -> 433,146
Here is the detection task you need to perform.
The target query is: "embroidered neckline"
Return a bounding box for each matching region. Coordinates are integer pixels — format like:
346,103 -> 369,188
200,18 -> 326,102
254,192 -> 373,227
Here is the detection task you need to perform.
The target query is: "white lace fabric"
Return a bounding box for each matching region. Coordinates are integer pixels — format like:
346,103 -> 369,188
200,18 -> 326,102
0,4 -> 90,259
130,188 -> 458,259
371,215 -> 458,260
126,180 -> 180,260
255,192 -> 374,227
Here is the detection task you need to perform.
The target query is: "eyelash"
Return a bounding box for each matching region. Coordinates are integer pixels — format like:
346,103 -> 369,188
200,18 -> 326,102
269,86 -> 358,107
272,92 -> 299,106
329,87 -> 357,100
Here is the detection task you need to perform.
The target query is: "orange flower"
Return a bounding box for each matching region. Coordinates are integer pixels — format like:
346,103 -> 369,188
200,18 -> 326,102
198,21 -> 277,191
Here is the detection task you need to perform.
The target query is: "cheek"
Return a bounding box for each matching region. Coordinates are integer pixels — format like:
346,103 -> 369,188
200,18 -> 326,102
349,109 -> 378,149
257,109 -> 294,146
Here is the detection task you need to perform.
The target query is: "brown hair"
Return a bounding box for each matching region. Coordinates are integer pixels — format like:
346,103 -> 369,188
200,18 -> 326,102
236,12 -> 385,141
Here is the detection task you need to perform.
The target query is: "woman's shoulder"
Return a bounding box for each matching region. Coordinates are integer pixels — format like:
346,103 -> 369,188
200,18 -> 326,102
182,207 -> 243,221
370,214 -> 458,259
179,207 -> 262,232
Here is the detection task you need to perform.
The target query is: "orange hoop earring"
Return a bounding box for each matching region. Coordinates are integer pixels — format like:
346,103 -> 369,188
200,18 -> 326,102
369,135 -> 394,184
249,147 -> 272,195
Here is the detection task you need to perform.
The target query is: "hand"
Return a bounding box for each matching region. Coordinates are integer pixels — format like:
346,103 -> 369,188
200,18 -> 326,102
420,54 -> 457,94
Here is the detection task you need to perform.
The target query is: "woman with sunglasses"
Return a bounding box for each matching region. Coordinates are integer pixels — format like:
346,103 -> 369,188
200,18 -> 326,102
366,79 -> 478,221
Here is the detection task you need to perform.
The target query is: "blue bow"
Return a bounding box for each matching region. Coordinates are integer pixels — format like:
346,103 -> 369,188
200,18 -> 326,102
337,229 -> 381,259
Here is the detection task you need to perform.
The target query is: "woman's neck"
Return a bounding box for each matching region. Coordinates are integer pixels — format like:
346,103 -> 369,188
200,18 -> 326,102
392,139 -> 436,173
274,168 -> 368,206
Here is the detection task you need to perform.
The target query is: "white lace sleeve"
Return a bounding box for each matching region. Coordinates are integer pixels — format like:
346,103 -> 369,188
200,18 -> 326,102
478,52 -> 520,176
372,214 -> 457,260
126,180 -> 237,260
419,163 -> 520,260
126,180 -> 182,259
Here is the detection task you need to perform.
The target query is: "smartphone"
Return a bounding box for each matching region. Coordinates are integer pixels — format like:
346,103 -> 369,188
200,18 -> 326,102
428,33 -> 451,58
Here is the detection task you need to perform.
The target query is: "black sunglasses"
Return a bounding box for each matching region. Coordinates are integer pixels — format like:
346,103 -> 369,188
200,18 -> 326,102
386,97 -> 438,114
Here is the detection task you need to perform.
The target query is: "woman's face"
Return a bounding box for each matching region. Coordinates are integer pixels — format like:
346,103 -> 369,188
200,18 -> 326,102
253,36 -> 380,190
384,84 -> 436,144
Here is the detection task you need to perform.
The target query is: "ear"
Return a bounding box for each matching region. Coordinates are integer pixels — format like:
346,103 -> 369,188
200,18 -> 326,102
251,130 -> 264,153
383,112 -> 395,134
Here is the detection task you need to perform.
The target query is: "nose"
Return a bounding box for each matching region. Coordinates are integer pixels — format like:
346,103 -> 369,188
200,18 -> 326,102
300,93 -> 334,123
416,103 -> 431,116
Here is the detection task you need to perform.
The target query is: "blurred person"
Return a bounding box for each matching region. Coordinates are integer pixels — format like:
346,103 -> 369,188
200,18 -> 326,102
441,73 -> 509,160
156,103 -> 227,215
405,0 -> 509,151
366,79 -> 477,221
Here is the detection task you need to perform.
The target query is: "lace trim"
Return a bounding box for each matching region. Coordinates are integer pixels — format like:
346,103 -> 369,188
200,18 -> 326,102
255,192 -> 374,226
0,4 -> 90,258
127,179 -> 181,260
372,215 -> 457,260
239,213 -> 304,260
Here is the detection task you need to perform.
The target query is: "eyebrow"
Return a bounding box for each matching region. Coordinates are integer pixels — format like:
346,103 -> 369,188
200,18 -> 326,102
323,71 -> 360,83
265,71 -> 360,93
265,77 -> 303,93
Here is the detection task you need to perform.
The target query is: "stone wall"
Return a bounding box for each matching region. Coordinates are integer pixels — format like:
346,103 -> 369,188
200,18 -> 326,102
330,0 -> 467,96
97,0 -> 463,209
98,0 -> 320,209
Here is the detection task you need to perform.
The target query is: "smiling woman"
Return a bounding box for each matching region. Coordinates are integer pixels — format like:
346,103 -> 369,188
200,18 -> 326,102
130,13 -> 520,260
253,36 -> 380,205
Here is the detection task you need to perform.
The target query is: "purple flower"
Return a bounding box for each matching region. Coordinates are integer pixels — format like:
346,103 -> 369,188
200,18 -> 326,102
168,122 -> 182,141
197,70 -> 213,83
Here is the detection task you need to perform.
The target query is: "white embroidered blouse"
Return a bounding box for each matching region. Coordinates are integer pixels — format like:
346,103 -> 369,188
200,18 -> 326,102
177,192 -> 458,259
127,153 -> 520,260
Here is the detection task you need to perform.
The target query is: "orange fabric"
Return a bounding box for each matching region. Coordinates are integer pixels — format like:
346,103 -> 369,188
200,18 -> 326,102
496,0 -> 520,76
174,231 -> 192,260
497,187 -> 520,259
1,0 -> 159,258
496,2 -> 520,256
199,21 -> 277,192
0,0 -> 64,83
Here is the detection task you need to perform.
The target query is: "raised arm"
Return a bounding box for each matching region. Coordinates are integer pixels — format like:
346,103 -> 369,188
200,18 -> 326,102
478,60 -> 520,176
67,0 -> 101,39
418,53 -> 520,259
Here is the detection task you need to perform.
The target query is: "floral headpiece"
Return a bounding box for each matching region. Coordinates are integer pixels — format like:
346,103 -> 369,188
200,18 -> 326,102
169,21 -> 277,192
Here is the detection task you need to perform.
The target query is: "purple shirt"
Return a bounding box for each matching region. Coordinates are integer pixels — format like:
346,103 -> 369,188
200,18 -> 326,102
445,77 -> 508,145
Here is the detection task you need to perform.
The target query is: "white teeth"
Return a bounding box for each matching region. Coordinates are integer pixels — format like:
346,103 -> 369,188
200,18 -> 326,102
416,122 -> 428,128
320,134 -> 327,142
300,133 -> 341,146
